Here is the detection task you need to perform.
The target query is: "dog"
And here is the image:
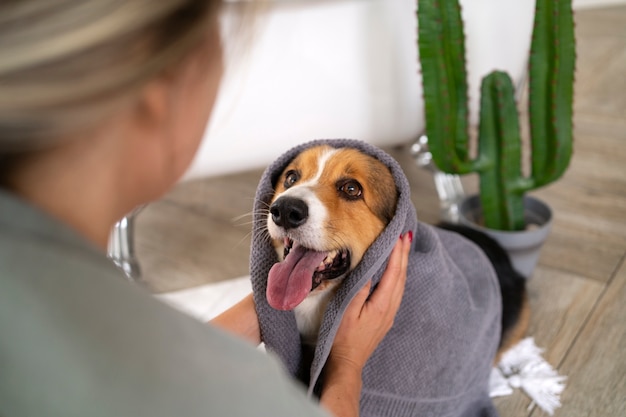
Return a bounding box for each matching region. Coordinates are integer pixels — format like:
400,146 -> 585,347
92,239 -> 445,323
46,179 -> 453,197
264,144 -> 529,361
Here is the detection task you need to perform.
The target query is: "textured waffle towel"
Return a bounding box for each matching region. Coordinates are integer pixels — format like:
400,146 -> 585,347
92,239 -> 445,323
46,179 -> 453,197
250,139 -> 503,417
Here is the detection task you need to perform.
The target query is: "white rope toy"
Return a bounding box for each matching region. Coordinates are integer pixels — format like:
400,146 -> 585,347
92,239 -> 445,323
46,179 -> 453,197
489,337 -> 567,415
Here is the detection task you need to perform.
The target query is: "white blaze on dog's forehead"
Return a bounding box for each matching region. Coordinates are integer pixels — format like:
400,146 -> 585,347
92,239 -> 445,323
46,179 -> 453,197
298,147 -> 339,188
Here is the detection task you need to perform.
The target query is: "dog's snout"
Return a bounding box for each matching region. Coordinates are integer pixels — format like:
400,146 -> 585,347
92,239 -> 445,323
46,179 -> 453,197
270,197 -> 308,229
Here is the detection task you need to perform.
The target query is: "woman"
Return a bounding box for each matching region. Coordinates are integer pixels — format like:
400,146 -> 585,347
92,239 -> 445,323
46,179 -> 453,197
0,1 -> 411,416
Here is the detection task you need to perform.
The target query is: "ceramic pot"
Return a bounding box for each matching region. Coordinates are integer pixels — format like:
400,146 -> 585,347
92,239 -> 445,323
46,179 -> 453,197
458,195 -> 553,279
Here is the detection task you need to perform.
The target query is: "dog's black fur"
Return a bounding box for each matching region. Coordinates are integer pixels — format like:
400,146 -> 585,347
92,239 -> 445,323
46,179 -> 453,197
437,223 -> 527,348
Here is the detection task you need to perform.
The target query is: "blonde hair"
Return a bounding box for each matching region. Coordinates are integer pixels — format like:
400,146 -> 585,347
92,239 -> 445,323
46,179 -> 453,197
0,0 -> 221,152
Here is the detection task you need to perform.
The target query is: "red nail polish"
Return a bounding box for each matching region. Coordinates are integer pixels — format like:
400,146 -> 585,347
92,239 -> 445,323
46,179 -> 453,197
408,230 -> 413,243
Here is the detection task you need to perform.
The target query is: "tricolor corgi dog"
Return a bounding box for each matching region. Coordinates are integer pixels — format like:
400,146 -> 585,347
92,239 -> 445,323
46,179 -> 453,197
265,144 -> 529,360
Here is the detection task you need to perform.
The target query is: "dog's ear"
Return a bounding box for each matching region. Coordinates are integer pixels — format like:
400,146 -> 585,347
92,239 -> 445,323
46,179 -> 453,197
366,158 -> 398,225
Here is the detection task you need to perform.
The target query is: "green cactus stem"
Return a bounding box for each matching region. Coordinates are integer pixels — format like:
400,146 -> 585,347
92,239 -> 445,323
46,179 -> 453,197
418,0 -> 575,231
529,0 -> 576,187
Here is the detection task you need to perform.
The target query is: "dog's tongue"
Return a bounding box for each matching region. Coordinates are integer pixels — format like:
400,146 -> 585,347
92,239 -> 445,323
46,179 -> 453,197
267,245 -> 327,311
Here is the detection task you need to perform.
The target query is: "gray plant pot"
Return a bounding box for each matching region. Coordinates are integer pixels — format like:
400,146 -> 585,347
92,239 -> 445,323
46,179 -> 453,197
458,195 -> 553,279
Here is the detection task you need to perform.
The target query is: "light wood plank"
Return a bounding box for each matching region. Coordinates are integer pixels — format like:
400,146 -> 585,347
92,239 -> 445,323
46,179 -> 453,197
495,267 -> 604,417
549,258 -> 626,417
494,391 -> 534,417
575,46 -> 626,121
136,197 -> 253,293
573,35 -> 626,116
561,119 -> 626,196
525,267 -> 605,366
574,5 -> 626,38
534,182 -> 626,282
162,169 -> 263,220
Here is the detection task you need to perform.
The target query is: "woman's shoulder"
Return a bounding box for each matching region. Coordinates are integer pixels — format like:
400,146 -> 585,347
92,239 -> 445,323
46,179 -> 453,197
0,193 -> 329,417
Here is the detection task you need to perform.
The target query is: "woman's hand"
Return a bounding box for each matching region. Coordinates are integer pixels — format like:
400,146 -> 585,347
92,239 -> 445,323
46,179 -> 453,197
320,231 -> 412,417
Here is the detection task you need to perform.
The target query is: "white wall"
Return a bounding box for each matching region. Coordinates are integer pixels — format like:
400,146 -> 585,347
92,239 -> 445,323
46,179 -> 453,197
185,0 -> 537,180
574,0 -> 626,9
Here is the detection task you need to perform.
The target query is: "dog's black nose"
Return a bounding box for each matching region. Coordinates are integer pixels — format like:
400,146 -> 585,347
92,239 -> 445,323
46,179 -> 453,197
270,197 -> 308,229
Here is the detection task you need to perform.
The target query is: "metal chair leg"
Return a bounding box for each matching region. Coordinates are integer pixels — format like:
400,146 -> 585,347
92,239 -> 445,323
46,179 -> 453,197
410,135 -> 466,224
108,208 -> 143,281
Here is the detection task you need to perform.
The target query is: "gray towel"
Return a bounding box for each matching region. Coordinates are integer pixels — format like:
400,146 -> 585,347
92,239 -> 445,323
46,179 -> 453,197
250,139 -> 502,417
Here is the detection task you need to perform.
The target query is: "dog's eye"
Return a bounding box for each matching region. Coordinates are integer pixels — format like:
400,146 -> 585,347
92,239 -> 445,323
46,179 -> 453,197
284,170 -> 300,188
339,180 -> 362,199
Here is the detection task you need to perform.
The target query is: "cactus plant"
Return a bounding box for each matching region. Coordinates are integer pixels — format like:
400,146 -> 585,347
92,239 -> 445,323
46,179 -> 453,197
418,0 -> 576,231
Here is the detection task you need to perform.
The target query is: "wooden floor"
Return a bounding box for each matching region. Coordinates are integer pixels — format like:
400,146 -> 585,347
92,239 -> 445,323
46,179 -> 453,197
135,6 -> 626,417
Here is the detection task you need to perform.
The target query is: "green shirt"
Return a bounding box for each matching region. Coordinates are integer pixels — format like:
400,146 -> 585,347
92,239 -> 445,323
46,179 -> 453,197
0,190 -> 330,417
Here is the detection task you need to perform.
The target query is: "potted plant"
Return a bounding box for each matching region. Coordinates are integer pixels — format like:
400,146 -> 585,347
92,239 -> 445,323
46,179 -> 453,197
417,0 -> 576,278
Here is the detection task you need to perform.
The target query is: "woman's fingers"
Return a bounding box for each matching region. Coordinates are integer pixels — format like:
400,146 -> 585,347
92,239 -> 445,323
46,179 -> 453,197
321,232 -> 412,416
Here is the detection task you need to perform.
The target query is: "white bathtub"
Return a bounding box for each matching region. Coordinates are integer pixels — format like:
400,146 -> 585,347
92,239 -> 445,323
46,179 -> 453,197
183,0 -> 535,180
